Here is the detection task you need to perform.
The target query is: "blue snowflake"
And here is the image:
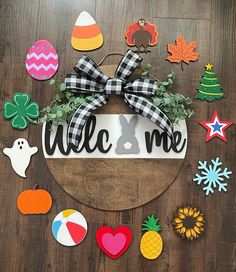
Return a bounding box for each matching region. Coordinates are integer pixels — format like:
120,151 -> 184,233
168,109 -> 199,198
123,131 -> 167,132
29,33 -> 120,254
193,157 -> 232,195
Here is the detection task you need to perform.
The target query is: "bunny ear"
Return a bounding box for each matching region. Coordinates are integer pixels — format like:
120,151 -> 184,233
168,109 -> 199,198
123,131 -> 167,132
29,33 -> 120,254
129,115 -> 138,129
119,115 -> 129,128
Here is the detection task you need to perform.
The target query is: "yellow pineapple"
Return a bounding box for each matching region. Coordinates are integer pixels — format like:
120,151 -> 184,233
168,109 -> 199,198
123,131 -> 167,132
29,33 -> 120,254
140,214 -> 163,260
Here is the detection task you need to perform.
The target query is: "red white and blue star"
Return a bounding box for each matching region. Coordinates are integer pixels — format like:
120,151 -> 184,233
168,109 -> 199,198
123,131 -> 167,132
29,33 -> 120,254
199,111 -> 233,142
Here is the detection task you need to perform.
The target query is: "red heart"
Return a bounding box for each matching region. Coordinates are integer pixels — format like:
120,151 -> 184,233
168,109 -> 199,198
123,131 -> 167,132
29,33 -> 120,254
96,226 -> 132,259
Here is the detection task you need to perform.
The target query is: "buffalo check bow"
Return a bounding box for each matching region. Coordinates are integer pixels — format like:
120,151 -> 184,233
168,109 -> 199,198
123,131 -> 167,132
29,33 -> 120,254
65,50 -> 174,147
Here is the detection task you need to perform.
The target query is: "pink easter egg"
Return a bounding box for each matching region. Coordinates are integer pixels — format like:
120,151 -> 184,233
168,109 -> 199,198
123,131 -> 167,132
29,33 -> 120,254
25,40 -> 59,80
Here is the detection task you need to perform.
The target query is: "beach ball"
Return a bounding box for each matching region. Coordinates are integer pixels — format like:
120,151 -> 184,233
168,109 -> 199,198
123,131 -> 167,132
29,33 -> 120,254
71,11 -> 103,51
52,209 -> 87,246
26,40 -> 59,80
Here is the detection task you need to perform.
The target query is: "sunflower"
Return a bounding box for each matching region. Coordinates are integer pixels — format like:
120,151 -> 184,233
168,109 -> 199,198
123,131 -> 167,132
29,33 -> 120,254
173,206 -> 205,240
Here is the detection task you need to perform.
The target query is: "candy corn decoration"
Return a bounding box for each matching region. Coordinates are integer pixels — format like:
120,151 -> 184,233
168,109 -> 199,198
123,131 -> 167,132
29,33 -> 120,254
71,11 -> 103,51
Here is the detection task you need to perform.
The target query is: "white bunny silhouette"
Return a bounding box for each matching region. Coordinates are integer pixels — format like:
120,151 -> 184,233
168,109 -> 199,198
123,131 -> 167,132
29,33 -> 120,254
115,115 -> 140,154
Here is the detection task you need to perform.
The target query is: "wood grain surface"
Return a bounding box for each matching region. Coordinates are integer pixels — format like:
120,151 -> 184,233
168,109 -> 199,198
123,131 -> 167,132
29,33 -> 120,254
0,0 -> 236,271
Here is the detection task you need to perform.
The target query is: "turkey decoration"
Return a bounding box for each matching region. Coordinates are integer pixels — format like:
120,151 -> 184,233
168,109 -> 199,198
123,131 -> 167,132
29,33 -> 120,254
125,18 -> 158,53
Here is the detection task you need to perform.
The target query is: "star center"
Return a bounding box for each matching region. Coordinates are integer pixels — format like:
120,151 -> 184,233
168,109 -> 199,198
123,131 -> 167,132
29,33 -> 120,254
211,121 -> 223,132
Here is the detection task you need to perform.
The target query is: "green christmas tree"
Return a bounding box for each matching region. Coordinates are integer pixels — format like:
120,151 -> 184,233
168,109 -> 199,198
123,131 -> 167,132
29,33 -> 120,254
195,64 -> 224,101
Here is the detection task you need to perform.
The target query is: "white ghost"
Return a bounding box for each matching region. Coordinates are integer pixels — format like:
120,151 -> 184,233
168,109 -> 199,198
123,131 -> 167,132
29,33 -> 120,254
3,138 -> 38,178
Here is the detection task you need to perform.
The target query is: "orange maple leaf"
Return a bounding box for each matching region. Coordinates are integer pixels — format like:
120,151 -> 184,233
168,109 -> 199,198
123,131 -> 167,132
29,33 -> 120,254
167,36 -> 199,66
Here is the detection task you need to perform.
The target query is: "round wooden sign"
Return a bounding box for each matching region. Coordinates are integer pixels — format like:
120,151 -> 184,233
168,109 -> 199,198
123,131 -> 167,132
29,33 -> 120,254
42,65 -> 187,210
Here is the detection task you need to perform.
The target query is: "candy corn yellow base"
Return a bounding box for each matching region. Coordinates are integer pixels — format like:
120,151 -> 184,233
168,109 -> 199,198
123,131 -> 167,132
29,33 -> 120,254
71,33 -> 103,51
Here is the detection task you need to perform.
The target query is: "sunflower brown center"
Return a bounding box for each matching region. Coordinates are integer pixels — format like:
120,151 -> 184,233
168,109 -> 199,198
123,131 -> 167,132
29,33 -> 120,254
183,216 -> 196,228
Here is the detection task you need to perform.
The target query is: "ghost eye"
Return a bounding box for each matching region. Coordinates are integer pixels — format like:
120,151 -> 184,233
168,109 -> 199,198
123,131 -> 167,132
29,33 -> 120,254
21,141 -> 24,144
18,142 -> 20,145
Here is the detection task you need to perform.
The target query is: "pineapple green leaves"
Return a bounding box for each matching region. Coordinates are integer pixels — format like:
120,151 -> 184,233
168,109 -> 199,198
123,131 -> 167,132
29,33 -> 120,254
142,214 -> 162,232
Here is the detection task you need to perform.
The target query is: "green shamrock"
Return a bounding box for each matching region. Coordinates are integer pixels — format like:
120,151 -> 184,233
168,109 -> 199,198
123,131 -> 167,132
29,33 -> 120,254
3,92 -> 40,129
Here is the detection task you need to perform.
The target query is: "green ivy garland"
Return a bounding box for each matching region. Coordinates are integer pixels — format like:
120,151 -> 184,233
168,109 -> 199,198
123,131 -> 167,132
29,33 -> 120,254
142,64 -> 194,123
38,65 -> 194,126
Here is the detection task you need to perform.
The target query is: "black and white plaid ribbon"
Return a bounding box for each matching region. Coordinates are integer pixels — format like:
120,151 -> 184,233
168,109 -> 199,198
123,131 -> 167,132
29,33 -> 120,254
65,50 -> 174,147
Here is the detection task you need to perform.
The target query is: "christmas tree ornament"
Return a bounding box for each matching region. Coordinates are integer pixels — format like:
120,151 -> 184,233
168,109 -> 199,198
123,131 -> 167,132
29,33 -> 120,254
173,206 -> 205,240
167,36 -> 199,70
96,226 -> 132,259
71,11 -> 103,51
199,111 -> 233,142
3,92 -> 40,129
125,19 -> 158,53
3,138 -> 38,178
26,40 -> 58,80
52,209 -> 87,246
140,214 -> 163,260
193,157 -> 232,195
17,185 -> 52,214
196,64 -> 224,101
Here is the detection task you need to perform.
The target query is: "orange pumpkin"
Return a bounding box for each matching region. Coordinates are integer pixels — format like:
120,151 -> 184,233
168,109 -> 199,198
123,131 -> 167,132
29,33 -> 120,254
17,185 -> 52,214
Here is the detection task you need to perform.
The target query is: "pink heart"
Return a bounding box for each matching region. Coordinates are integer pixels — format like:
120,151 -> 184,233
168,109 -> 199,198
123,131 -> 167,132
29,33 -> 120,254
101,233 -> 126,255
